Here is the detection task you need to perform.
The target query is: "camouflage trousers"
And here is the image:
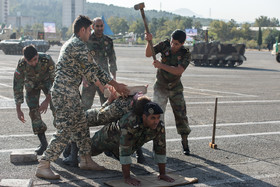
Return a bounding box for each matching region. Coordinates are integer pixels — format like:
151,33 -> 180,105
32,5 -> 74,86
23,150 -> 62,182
26,87 -> 55,135
153,82 -> 191,135
81,83 -> 107,110
86,96 -> 134,127
42,91 -> 91,162
91,123 -> 121,159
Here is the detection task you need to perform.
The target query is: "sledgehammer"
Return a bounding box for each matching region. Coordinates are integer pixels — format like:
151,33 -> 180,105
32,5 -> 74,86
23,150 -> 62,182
134,2 -> 156,60
209,98 -> 218,149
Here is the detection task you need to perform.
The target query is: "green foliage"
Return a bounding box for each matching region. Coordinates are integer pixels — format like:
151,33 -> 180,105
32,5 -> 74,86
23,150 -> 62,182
254,16 -> 279,27
107,17 -> 129,35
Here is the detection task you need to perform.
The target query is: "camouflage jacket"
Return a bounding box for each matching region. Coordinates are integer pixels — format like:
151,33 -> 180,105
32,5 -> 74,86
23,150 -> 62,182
13,53 -> 55,104
86,96 -> 134,127
51,34 -> 112,96
154,39 -> 191,86
119,112 -> 166,165
87,32 -> 117,75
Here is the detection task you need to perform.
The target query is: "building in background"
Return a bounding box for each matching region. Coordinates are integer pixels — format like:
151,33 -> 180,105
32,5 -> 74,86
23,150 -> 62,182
62,0 -> 85,28
0,0 -> 9,24
7,15 -> 35,28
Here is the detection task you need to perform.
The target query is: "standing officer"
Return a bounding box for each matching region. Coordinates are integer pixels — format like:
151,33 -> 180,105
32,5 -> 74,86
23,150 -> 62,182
35,15 -> 129,180
145,30 -> 192,155
91,100 -> 175,186
82,17 -> 117,109
13,45 -> 55,155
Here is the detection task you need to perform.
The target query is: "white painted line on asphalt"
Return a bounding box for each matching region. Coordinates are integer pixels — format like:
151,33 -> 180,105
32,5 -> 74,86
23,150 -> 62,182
166,120 -> 280,129
167,131 -> 280,142
1,120 -> 280,139
1,131 -> 280,153
0,95 -> 12,100
187,100 -> 280,105
1,99 -> 280,110
0,83 -> 12,88
184,86 -> 257,97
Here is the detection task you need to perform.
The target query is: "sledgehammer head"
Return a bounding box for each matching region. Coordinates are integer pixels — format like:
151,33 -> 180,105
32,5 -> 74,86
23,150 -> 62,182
134,2 -> 145,10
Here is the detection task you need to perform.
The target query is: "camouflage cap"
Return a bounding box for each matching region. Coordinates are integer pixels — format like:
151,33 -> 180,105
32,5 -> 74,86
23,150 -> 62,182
144,102 -> 163,115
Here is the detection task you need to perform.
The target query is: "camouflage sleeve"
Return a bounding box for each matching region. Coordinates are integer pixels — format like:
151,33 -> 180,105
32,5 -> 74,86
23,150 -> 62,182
13,59 -> 25,104
179,48 -> 191,69
153,121 -> 167,164
108,39 -> 117,73
96,97 -> 133,126
154,39 -> 170,55
47,54 -> 56,83
85,54 -> 112,86
119,114 -> 137,165
76,41 -> 112,85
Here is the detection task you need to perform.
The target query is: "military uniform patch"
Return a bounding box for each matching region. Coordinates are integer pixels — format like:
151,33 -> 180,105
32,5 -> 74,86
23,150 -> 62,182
104,41 -> 108,45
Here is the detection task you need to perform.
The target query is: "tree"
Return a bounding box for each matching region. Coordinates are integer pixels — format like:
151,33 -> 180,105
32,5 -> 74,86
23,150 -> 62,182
107,17 -> 129,35
257,27 -> 262,50
254,16 -> 280,27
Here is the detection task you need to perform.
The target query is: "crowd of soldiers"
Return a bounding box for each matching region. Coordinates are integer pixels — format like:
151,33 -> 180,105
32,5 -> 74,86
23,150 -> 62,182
13,15 -> 192,186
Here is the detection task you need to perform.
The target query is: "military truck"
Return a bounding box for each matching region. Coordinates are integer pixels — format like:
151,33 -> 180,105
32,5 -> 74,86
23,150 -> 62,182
191,41 -> 246,67
271,43 -> 280,63
37,31 -> 62,46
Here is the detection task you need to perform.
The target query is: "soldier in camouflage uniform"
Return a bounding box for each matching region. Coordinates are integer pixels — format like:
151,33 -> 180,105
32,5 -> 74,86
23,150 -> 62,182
13,45 -> 55,156
63,91 -> 147,167
91,100 -> 175,186
63,17 -> 118,164
35,15 -> 129,180
82,17 -> 117,109
145,30 -> 192,155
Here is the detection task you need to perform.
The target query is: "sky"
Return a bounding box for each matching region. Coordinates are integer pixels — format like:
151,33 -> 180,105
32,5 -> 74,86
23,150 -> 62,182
87,0 -> 280,23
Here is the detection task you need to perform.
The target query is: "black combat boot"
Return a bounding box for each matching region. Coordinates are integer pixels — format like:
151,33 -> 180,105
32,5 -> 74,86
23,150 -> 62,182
63,143 -> 71,158
63,142 -> 79,167
35,133 -> 48,155
136,148 -> 146,164
181,134 -> 190,155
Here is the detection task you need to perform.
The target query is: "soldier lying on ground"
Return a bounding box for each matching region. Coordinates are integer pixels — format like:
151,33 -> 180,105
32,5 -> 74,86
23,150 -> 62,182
90,98 -> 175,186
63,86 -> 147,167
13,44 -> 55,155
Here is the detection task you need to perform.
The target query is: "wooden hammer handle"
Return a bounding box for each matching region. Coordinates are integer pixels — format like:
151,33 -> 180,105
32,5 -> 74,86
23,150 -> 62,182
140,9 -> 156,60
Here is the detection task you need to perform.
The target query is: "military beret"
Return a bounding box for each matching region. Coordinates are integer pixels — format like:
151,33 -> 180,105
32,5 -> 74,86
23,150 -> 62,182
144,102 -> 163,115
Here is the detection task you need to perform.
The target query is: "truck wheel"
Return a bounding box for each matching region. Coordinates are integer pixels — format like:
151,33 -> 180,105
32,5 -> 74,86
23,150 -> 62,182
276,54 -> 280,63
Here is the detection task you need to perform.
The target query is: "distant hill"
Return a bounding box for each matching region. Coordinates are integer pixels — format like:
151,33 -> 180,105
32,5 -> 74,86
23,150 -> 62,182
85,3 -> 177,23
172,8 -> 203,18
8,0 -> 213,28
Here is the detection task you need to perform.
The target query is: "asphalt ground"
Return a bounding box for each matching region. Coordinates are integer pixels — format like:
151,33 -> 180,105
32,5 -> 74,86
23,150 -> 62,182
0,45 -> 280,186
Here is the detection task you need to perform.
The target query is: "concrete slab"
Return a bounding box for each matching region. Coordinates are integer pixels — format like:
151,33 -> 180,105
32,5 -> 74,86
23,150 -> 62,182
0,179 -> 33,187
10,150 -> 37,163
